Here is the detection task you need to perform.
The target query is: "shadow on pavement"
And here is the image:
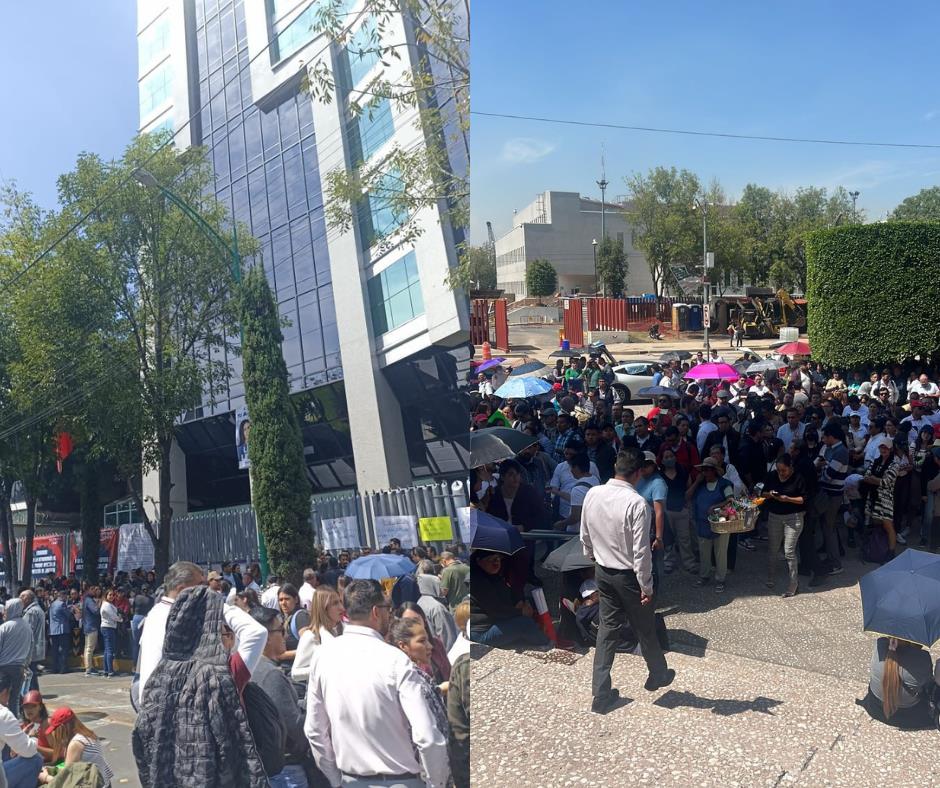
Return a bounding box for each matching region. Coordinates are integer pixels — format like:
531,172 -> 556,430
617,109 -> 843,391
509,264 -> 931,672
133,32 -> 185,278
664,629 -> 709,657
654,689 -> 783,716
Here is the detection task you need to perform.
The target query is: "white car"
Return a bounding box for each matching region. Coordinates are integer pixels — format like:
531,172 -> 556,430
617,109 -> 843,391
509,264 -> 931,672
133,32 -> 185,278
612,361 -> 657,402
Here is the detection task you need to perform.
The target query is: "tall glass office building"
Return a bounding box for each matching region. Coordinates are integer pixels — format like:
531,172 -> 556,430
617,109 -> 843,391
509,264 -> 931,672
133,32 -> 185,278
136,0 -> 470,512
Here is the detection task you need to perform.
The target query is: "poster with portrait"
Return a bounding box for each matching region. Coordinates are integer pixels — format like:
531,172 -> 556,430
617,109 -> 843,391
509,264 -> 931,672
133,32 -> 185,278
236,405 -> 251,470
71,528 -> 120,575
31,534 -> 65,578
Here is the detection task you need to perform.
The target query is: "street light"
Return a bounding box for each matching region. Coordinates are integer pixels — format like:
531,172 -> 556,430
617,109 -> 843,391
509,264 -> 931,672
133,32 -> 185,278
592,238 -> 599,296
132,167 -> 269,574
692,198 -> 710,354
849,190 -> 860,223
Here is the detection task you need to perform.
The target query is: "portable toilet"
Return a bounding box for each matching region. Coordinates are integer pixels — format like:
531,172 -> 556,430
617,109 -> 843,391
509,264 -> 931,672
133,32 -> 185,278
688,304 -> 703,331
672,303 -> 689,332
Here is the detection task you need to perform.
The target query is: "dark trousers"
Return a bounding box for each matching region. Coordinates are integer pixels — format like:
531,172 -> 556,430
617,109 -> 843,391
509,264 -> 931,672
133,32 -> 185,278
51,633 -> 70,674
0,666 -> 23,717
27,662 -> 39,692
592,564 -> 668,699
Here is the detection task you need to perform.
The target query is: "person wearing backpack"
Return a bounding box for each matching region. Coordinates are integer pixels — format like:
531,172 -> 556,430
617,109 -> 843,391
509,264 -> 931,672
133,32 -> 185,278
275,584 -> 310,675
249,606 -> 321,788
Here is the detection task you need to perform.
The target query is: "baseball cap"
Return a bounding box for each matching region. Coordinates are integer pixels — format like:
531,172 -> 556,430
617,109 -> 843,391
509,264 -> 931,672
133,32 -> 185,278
22,690 -> 42,707
579,580 -> 598,598
643,451 -> 657,464
566,435 -> 586,450
46,707 -> 77,734
552,382 -> 563,391
716,390 -> 731,399
207,571 -> 223,581
911,400 -> 924,408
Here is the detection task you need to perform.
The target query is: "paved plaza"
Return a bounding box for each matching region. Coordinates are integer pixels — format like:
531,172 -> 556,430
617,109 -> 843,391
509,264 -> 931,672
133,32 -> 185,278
470,544 -> 940,788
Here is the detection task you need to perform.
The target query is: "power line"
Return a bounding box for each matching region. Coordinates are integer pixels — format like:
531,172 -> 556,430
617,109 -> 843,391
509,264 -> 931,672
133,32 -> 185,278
471,110 -> 940,151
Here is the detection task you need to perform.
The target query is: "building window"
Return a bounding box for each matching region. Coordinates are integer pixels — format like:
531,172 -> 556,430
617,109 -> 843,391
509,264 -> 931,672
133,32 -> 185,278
139,60 -> 173,118
357,172 -> 408,247
103,499 -> 142,528
270,0 -> 319,62
368,251 -> 424,335
347,18 -> 381,86
139,13 -> 171,73
350,97 -> 394,163
147,113 -> 174,138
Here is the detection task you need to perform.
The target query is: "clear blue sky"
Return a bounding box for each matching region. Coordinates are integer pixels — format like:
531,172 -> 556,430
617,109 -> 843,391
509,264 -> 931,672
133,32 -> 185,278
0,2 -> 139,209
471,1 -> 940,241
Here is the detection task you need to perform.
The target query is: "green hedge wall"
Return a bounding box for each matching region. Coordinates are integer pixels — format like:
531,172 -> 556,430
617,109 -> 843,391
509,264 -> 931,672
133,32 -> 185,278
805,222 -> 940,367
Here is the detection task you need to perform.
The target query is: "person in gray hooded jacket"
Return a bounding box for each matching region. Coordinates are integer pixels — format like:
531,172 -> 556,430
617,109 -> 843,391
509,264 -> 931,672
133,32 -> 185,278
20,590 -> 45,692
415,566 -> 458,655
0,600 -> 33,716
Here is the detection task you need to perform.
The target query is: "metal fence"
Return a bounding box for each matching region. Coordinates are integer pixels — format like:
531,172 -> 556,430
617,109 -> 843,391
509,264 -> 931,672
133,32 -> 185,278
170,506 -> 260,565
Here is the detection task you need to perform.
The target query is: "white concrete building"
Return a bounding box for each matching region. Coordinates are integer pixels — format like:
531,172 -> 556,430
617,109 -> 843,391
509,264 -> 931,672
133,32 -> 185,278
136,0 -> 470,514
494,191 -> 655,298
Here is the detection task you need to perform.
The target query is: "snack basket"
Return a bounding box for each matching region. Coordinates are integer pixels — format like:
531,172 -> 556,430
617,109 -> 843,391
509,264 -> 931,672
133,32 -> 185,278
708,498 -> 761,534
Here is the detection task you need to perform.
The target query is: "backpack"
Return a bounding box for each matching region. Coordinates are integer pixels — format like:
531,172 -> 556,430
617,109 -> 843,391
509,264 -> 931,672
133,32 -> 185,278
243,681 -> 286,778
861,526 -> 892,565
48,763 -> 105,788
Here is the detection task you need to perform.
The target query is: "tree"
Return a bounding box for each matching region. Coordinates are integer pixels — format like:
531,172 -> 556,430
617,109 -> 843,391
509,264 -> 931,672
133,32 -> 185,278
51,135 -> 246,580
596,236 -> 628,297
625,167 -> 701,298
465,244 -> 496,290
303,0 -> 469,288
806,222 -> 940,366
889,186 -> 940,221
239,264 -> 317,586
525,259 -> 557,304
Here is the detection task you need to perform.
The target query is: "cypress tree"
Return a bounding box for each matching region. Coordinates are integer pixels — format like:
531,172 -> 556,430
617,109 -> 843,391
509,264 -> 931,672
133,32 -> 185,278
240,264 -> 316,585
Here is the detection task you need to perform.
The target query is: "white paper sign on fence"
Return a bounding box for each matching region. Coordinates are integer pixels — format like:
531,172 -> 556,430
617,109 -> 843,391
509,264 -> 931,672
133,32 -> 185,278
456,507 -> 472,544
373,515 -> 418,550
117,523 -> 155,572
321,516 -> 361,551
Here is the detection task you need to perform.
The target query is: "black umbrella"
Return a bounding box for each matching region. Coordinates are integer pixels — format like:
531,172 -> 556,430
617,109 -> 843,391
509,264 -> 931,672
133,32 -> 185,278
542,537 -> 593,572
456,427 -> 538,468
660,350 -> 692,362
509,361 -> 549,377
549,348 -> 584,358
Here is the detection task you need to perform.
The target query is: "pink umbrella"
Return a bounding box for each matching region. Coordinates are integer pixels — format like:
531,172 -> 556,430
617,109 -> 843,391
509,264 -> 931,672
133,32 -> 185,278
684,362 -> 740,381
777,341 -> 811,357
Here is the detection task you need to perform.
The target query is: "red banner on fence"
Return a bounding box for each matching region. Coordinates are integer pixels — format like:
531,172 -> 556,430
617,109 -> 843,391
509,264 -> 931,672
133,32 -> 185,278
31,534 -> 66,578
70,528 -> 119,575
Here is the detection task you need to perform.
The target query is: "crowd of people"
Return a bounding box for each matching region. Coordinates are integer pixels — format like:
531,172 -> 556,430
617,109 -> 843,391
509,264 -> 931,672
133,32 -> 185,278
468,346 -> 940,724
129,545 -> 470,788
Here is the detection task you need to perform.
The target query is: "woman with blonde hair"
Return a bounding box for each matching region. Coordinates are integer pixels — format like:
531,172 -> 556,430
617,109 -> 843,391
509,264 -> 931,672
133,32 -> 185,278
38,707 -> 114,786
860,636 -> 934,728
290,586 -> 345,684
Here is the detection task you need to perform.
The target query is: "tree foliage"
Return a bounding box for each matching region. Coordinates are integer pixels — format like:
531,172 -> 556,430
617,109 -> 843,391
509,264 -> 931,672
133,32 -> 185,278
596,236 -> 628,297
240,265 -> 316,586
806,222 -> 940,367
889,186 -> 940,222
525,259 -> 557,302
303,0 -> 469,289
465,244 -> 496,290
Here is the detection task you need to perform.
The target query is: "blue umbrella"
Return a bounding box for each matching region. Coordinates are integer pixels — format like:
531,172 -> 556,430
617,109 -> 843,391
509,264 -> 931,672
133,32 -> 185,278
860,549 -> 940,646
469,509 -> 524,555
494,376 -> 553,399
345,553 -> 416,581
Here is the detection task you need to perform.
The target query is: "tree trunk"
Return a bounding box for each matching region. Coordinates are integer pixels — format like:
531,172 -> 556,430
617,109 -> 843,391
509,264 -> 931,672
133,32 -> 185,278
79,463 -> 102,584
154,441 -> 174,582
0,479 -> 15,589
22,494 -> 36,588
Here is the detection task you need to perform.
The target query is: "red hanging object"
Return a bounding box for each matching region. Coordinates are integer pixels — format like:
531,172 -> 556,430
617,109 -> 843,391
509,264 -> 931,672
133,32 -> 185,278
55,432 -> 74,474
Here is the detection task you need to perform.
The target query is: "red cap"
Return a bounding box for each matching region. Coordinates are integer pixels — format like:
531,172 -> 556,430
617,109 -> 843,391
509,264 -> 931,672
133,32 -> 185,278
46,707 -> 76,734
911,400 -> 924,408
21,690 -> 42,707
933,425 -> 940,439
552,383 -> 563,391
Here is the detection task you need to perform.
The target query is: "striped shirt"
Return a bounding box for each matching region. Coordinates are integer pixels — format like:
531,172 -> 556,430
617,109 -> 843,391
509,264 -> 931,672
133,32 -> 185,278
74,734 -> 114,786
819,442 -> 850,497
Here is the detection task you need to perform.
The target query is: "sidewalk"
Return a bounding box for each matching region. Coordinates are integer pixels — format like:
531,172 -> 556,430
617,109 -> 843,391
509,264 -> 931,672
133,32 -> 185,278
471,544 -> 940,788
31,671 -> 139,787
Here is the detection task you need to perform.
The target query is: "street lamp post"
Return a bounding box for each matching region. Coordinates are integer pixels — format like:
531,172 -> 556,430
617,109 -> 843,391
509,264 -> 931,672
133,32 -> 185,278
592,238 -> 599,296
849,190 -> 860,223
693,198 -> 710,354
132,168 -> 271,578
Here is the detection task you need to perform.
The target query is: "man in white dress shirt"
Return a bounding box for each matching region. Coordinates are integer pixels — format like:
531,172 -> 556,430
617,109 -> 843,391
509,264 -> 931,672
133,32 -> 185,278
299,568 -> 318,611
580,447 -> 675,715
305,580 -> 449,788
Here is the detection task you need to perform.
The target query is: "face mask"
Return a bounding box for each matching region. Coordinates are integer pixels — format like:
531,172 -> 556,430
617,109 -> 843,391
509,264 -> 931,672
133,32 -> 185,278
662,457 -> 677,469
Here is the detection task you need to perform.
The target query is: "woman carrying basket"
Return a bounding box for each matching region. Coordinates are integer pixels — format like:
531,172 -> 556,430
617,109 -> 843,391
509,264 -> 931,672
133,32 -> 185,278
692,457 -> 734,593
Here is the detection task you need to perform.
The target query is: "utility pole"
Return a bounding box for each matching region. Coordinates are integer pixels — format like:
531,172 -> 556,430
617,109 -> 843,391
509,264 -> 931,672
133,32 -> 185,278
849,190 -> 860,223
592,239 -> 599,296
694,198 -> 711,354
597,149 -> 608,242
